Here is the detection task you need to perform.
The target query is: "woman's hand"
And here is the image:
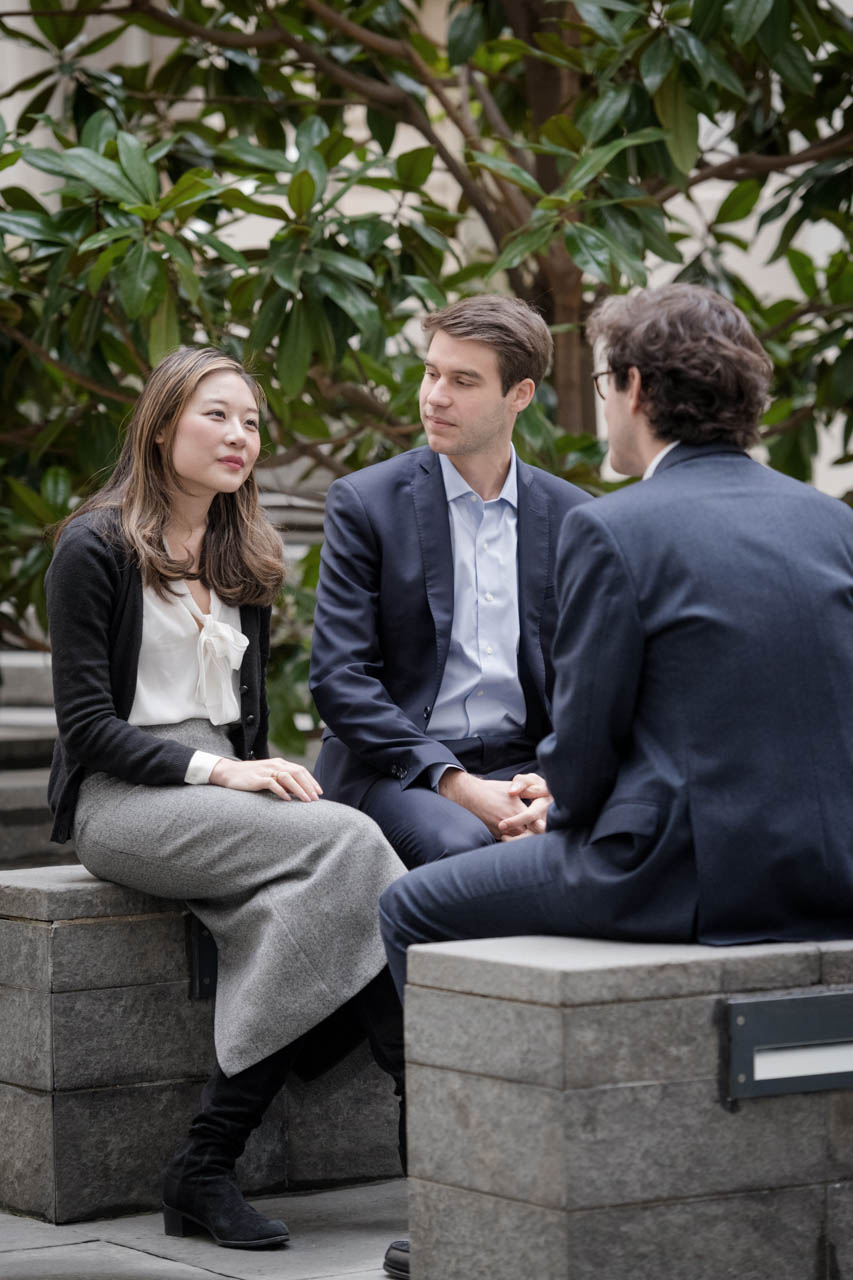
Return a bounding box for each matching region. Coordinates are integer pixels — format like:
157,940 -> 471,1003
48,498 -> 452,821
209,756 -> 323,802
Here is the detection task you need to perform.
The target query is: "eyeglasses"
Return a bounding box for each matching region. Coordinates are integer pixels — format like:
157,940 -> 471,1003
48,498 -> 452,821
591,370 -> 612,401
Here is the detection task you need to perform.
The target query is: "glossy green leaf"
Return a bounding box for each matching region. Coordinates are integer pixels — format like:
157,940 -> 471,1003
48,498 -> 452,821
87,238 -> 130,294
48,147 -> 142,205
276,304 -> 313,397
311,249 -> 375,285
41,465 -> 71,511
5,475 -> 55,524
117,132 -> 160,205
148,286 -> 180,366
786,248 -> 818,297
471,151 -> 545,198
396,146 -> 435,189
639,34 -> 675,95
772,41 -> 816,94
581,86 -> 632,146
366,108 -> 396,154
566,128 -> 665,191
690,0 -> 726,39
315,274 -> 379,335
654,78 -> 699,173
79,225 -> 139,253
730,0 -> 775,45
491,220 -> 557,273
715,179 -> 762,223
447,5 -> 487,64
117,242 -> 166,319
288,170 -> 315,219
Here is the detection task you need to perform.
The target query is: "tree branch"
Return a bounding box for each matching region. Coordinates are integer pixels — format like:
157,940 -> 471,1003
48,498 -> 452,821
0,324 -> 135,403
653,130 -> 853,204
760,301 -> 852,342
469,70 -> 533,169
760,404 -> 813,439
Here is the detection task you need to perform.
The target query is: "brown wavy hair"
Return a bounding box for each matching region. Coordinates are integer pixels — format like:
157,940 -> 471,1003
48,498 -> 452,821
56,347 -> 285,607
587,284 -> 772,449
422,295 -> 553,392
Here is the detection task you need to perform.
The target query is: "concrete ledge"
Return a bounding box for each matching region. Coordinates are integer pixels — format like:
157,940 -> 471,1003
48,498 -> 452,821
405,935 -> 853,1280
0,866 -> 400,1221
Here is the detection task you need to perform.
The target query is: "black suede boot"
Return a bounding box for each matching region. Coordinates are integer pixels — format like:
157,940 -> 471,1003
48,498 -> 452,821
162,1042 -> 295,1248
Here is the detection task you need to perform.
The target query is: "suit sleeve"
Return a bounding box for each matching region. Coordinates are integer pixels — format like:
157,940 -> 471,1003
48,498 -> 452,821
46,523 -> 194,784
538,504 -> 644,830
309,477 -> 462,784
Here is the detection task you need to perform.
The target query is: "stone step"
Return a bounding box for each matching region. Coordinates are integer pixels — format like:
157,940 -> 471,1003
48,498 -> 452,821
0,651 -> 53,707
0,707 -> 57,769
0,765 -> 74,868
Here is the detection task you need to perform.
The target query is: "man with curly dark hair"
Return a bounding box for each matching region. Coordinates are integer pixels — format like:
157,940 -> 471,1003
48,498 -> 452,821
380,279 -> 853,1005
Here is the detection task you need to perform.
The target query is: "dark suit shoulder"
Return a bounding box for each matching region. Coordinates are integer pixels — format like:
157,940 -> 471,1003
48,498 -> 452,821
518,459 -> 592,511
326,447 -> 432,501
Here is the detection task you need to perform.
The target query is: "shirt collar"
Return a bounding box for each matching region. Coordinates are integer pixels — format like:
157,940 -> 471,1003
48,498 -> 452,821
438,446 -> 518,508
642,440 -> 680,480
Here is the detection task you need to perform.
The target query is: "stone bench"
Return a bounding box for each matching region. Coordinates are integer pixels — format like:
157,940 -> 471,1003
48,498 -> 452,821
404,934 -> 853,1280
0,865 -> 400,1223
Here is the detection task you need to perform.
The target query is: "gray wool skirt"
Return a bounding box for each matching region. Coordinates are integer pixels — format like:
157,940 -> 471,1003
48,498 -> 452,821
73,720 -> 406,1076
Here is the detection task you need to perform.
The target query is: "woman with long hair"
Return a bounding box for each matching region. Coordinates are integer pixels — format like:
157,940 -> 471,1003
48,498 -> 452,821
45,346 -> 406,1249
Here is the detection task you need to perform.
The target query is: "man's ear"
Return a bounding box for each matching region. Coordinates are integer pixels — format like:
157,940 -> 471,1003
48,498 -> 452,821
509,378 -> 536,414
627,366 -> 643,413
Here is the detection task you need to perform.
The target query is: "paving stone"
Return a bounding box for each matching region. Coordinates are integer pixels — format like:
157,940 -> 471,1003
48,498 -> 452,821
0,918 -> 49,990
407,1064 -> 564,1208
0,865 -> 174,922
0,1213 -> 94,1252
95,1179 -> 407,1279
52,982 -> 214,1089
285,1042 -> 401,1185
561,1079 -> 831,1210
0,1084 -> 54,1219
562,1184 -> 825,1280
562,993 -> 720,1088
409,1177 -> 567,1280
406,936 -> 822,1007
827,1180 -> 853,1275
0,1242 -> 228,1278
405,986 -> 563,1087
0,987 -> 52,1089
50,913 -> 188,991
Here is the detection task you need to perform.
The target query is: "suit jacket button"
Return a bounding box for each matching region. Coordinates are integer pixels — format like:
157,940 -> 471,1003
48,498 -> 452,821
247,751 -> 256,760
246,714 -> 255,725
424,706 -> 431,719
240,684 -> 249,695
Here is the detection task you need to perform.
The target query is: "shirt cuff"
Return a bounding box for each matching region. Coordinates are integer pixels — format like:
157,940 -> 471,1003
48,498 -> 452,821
184,751 -> 222,785
427,762 -> 462,792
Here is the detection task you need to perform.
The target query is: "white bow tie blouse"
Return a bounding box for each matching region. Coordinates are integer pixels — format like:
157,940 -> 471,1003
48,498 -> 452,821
128,581 -> 248,782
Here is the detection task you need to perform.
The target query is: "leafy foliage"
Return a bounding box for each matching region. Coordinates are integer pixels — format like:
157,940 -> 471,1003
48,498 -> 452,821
0,0 -> 850,742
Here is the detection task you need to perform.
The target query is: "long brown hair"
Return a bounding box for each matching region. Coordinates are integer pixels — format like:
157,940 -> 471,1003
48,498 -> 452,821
56,347 -> 285,606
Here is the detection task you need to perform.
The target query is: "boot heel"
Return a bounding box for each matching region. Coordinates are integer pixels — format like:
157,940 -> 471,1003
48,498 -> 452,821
163,1204 -> 196,1237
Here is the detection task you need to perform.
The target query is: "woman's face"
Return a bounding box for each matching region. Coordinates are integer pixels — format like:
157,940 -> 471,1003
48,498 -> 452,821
159,370 -> 261,500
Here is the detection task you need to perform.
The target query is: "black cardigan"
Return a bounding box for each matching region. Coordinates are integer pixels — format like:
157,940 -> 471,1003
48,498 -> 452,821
45,510 -> 271,843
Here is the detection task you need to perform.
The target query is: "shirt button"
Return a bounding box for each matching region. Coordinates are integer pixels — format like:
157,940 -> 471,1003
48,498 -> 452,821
486,646 -> 493,655
485,592 -> 494,602
476,689 -> 484,697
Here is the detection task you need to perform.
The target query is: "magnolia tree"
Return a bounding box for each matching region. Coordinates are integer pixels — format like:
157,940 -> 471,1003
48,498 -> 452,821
0,0 -> 850,743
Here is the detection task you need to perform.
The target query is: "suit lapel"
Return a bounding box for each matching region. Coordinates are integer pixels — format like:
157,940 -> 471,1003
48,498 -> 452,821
411,450 -> 454,680
516,461 -> 548,694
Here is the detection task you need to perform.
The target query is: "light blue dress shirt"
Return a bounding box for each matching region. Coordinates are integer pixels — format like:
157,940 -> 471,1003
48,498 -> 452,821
427,449 -> 527,745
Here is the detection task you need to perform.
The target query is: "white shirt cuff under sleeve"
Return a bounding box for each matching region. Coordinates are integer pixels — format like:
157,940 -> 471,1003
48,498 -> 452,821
184,750 -> 222,785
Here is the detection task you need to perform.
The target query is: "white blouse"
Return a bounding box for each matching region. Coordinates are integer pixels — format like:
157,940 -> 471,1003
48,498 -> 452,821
129,582 -> 248,784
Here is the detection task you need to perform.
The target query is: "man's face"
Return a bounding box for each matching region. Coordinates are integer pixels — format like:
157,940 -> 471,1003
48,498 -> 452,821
419,329 -> 527,462
595,341 -> 644,477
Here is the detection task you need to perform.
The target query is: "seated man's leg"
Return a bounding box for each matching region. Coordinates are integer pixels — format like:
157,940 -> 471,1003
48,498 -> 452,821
379,830 -> 583,997
361,776 -> 494,869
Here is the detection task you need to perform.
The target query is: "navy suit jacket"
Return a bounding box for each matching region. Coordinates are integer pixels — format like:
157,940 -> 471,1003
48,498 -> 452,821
539,442 -> 853,944
310,446 -> 591,806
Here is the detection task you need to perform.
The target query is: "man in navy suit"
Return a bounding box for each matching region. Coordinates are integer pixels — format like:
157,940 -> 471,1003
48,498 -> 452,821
379,282 -> 853,1006
310,295 -> 591,868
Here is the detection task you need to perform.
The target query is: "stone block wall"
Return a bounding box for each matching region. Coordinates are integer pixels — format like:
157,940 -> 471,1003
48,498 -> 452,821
0,866 -> 400,1222
405,935 -> 853,1280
